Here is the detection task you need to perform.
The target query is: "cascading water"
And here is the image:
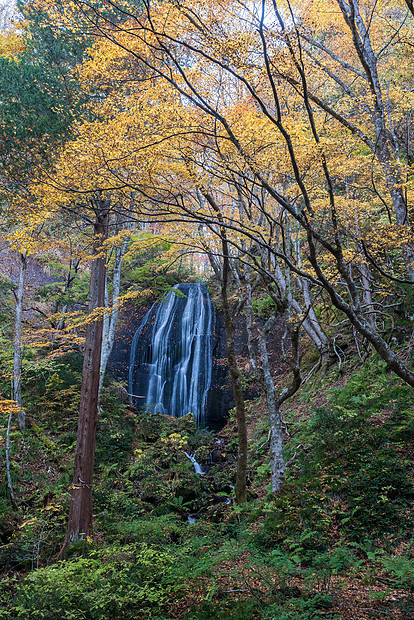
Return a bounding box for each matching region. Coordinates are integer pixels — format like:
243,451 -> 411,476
184,452 -> 205,475
128,283 -> 214,427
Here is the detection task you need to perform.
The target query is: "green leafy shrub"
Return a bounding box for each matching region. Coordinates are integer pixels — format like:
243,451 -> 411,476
23,353 -> 83,419
1,543 -> 173,619
115,515 -> 184,545
304,406 -> 414,537
380,554 -> 414,590
257,362 -> 414,549
95,400 -> 135,466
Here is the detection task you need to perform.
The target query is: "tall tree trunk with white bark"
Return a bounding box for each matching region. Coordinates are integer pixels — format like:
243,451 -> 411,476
13,252 -> 27,431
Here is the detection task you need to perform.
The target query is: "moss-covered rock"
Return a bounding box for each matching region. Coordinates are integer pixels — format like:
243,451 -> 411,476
194,445 -> 211,465
140,480 -> 172,506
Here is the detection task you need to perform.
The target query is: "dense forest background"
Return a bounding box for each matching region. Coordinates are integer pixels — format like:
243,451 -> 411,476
0,0 -> 414,618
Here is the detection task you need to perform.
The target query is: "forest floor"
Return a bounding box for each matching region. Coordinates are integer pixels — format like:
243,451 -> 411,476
0,342 -> 414,619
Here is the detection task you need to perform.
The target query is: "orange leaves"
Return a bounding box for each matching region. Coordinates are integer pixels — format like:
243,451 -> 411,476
3,205 -> 56,256
0,399 -> 20,418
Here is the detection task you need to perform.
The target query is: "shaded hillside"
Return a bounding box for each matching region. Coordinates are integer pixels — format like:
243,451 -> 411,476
0,338 -> 413,618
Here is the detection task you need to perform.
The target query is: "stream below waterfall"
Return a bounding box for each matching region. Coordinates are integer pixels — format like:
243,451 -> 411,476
184,451 -> 205,475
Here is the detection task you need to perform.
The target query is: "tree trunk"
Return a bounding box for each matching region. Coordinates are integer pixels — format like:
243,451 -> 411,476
220,254 -> 247,504
222,290 -> 248,504
334,0 -> 414,279
257,316 -> 285,493
14,252 -> 27,431
201,189 -> 248,504
6,408 -> 18,509
271,258 -> 330,369
64,204 -> 109,547
98,235 -> 129,401
244,264 -> 259,378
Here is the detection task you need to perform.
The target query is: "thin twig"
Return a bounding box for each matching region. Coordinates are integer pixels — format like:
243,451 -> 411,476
285,443 -> 306,468
352,326 -> 363,362
332,337 -> 344,371
258,429 -> 271,450
302,358 -> 321,384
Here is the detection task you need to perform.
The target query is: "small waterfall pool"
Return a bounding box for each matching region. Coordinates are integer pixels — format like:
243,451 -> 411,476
128,283 -> 214,427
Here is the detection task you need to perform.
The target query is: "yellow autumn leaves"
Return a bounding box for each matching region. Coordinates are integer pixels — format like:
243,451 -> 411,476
23,0 -> 414,289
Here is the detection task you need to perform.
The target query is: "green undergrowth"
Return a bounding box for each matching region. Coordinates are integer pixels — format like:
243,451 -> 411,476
261,358 -> 414,545
0,353 -> 414,618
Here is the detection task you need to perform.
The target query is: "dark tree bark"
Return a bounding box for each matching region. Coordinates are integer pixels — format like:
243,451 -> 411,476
63,202 -> 109,547
221,272 -> 248,505
405,0 -> 414,18
201,189 -> 248,504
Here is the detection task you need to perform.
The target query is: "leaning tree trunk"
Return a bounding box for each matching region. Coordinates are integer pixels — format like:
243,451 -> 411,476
63,204 -> 109,547
14,252 -> 27,431
265,245 -> 331,371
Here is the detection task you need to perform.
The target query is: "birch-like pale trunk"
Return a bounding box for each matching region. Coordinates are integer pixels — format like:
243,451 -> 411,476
271,260 -> 330,368
98,236 -> 128,400
14,252 -> 27,431
6,408 -> 18,509
257,316 -> 286,493
334,0 -> 414,279
298,276 -> 331,368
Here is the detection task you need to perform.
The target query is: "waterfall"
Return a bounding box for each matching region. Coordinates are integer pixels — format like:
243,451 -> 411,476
128,283 -> 214,427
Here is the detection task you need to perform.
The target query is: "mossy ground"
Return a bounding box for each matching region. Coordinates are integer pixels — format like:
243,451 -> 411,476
0,351 -> 413,619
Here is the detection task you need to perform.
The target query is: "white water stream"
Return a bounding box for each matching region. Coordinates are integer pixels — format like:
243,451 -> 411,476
184,451 -> 205,475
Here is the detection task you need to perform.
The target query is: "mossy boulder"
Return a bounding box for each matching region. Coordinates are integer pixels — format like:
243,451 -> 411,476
176,413 -> 197,435
140,480 -> 172,506
194,445 -> 212,465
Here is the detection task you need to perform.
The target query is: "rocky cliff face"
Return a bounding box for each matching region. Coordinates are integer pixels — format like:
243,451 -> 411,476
107,302 -> 148,381
204,308 -> 232,430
